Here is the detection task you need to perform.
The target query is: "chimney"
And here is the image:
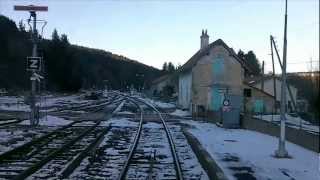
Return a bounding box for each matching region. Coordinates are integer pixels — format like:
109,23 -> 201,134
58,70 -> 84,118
200,29 -> 209,49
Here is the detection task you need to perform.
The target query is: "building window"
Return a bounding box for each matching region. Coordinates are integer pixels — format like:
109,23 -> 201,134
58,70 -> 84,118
243,88 -> 252,97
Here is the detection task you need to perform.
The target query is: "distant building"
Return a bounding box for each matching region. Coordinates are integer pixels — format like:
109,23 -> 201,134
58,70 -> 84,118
243,83 -> 275,114
296,98 -> 309,113
177,30 -> 252,127
245,76 -> 298,113
150,74 -> 178,97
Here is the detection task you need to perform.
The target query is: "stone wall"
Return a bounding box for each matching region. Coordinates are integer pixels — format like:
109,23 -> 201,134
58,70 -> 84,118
241,115 -> 319,152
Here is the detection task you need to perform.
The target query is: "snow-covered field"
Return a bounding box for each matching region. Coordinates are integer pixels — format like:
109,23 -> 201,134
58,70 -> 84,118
0,94 -> 90,112
184,120 -> 320,180
0,126 -> 55,155
19,115 -> 72,126
254,114 -> 319,134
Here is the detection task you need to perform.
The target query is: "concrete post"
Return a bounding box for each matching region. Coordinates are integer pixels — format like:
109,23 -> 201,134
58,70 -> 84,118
275,0 -> 289,158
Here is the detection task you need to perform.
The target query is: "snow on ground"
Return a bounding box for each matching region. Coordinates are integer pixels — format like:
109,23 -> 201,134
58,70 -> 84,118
101,117 -> 138,127
19,115 -> 72,126
139,97 -> 175,109
37,94 -> 86,107
170,109 -> 191,117
254,114 -> 319,134
113,100 -> 126,113
116,111 -> 134,115
0,127 -> 53,155
153,101 -> 175,109
184,120 -> 320,180
0,94 -> 89,112
0,103 -> 30,112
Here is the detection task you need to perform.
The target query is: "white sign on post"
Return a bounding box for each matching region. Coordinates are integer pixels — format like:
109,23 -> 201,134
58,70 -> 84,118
30,72 -> 43,82
27,57 -> 42,71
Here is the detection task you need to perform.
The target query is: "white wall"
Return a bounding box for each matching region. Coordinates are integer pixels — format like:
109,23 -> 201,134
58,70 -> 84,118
178,72 -> 192,109
254,78 -> 297,105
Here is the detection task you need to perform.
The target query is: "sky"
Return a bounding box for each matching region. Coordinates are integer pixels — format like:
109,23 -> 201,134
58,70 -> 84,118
0,0 -> 319,73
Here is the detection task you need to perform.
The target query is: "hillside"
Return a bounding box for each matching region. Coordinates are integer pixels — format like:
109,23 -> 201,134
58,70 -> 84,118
0,15 -> 162,92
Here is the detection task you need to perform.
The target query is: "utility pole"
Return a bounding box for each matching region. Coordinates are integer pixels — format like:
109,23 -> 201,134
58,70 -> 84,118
270,36 -> 277,115
261,61 -> 265,91
271,35 -> 297,113
14,5 -> 48,126
275,0 -> 289,158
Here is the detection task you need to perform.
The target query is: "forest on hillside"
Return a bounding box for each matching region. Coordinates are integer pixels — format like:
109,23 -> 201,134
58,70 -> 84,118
0,15 -> 162,92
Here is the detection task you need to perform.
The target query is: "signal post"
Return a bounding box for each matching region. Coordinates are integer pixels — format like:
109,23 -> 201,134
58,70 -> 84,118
14,5 -> 48,126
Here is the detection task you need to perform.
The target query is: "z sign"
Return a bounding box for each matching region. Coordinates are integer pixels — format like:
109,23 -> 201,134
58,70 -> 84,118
27,57 -> 41,71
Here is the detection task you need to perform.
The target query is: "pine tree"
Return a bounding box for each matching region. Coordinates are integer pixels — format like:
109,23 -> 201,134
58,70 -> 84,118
162,62 -> 168,72
238,50 -> 261,75
18,20 -> 25,32
168,62 -> 175,73
52,29 -> 60,42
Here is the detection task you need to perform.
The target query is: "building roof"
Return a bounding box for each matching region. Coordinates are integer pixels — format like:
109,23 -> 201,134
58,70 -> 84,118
244,75 -> 297,91
178,39 -> 253,74
244,75 -> 277,85
243,82 -> 275,98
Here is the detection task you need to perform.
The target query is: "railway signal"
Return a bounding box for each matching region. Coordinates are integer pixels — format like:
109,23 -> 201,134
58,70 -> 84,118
27,57 -> 42,71
14,5 -> 48,126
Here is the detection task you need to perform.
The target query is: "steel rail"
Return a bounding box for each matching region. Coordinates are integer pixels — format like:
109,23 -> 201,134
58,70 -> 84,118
117,97 -> 144,180
13,121 -> 102,180
0,118 -> 26,127
59,99 -> 126,178
0,94 -> 122,179
49,93 -> 118,113
59,125 -> 111,178
117,95 -> 183,180
134,97 -> 183,180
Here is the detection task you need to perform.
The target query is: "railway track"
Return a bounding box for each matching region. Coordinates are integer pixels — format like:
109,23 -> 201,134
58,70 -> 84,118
0,118 -> 26,127
68,97 -> 140,179
0,95 -> 122,179
0,93 -> 206,179
118,97 -> 183,180
0,92 -> 121,128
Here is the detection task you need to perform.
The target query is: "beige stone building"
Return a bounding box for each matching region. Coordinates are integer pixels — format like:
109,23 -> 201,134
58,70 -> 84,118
178,30 -> 252,127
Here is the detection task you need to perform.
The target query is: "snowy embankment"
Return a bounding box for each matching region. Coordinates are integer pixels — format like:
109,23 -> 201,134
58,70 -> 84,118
184,120 -> 320,180
254,114 -> 319,134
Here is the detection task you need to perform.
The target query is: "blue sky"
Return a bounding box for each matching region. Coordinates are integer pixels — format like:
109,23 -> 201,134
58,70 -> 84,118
0,0 -> 318,73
